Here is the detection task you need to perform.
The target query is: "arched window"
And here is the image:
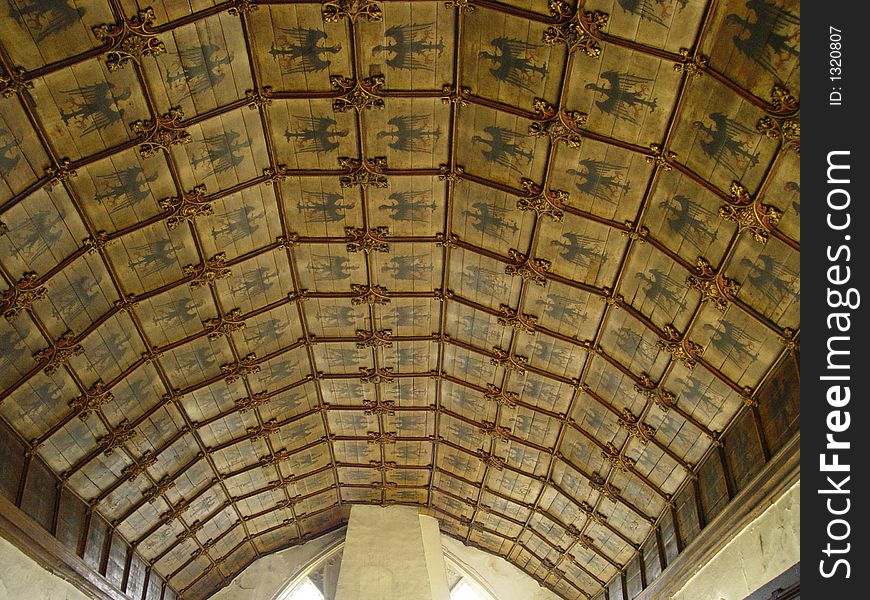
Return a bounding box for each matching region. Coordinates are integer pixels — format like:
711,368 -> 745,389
277,578 -> 325,600
271,541 -> 499,600
449,577 -> 494,600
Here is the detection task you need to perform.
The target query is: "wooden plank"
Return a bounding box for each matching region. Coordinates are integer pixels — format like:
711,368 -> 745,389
634,432 -> 799,600
0,493 -> 130,600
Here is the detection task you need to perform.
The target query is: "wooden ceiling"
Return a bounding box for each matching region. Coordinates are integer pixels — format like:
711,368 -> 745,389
0,0 -> 799,598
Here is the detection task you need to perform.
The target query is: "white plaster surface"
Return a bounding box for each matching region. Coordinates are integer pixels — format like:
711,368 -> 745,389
210,527 -> 344,600
0,536 -> 93,600
441,536 -> 561,600
0,482 -> 799,600
335,505 -> 449,600
672,480 -> 800,600
420,514 -> 451,600
207,508 -> 565,600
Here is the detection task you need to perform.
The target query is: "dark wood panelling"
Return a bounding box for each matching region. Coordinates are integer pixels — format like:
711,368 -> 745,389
84,515 -> 109,572
607,351 -> 799,597
56,487 -> 87,553
625,555 -> 643,599
145,572 -> 165,600
640,534 -> 661,586
723,410 -> 766,493
20,458 -> 57,532
697,450 -> 729,523
757,356 -> 800,455
105,533 -> 128,588
0,493 -> 133,600
658,510 -> 679,568
674,484 -> 700,548
127,554 -> 148,600
634,432 -> 799,600
0,421 -> 24,502
608,576 -> 625,600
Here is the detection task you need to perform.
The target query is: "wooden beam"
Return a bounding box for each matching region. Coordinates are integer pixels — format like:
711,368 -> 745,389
634,432 -> 799,600
0,493 -> 131,600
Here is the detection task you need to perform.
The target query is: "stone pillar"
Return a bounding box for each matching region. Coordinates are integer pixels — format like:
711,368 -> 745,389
334,505 -> 450,600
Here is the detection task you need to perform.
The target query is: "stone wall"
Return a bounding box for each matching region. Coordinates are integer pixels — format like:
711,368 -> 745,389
0,536 -> 92,600
441,536 -> 561,600
672,480 -> 800,600
210,528 -> 344,600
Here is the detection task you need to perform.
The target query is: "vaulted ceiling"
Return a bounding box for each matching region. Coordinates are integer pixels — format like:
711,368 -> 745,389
0,0 -> 799,599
